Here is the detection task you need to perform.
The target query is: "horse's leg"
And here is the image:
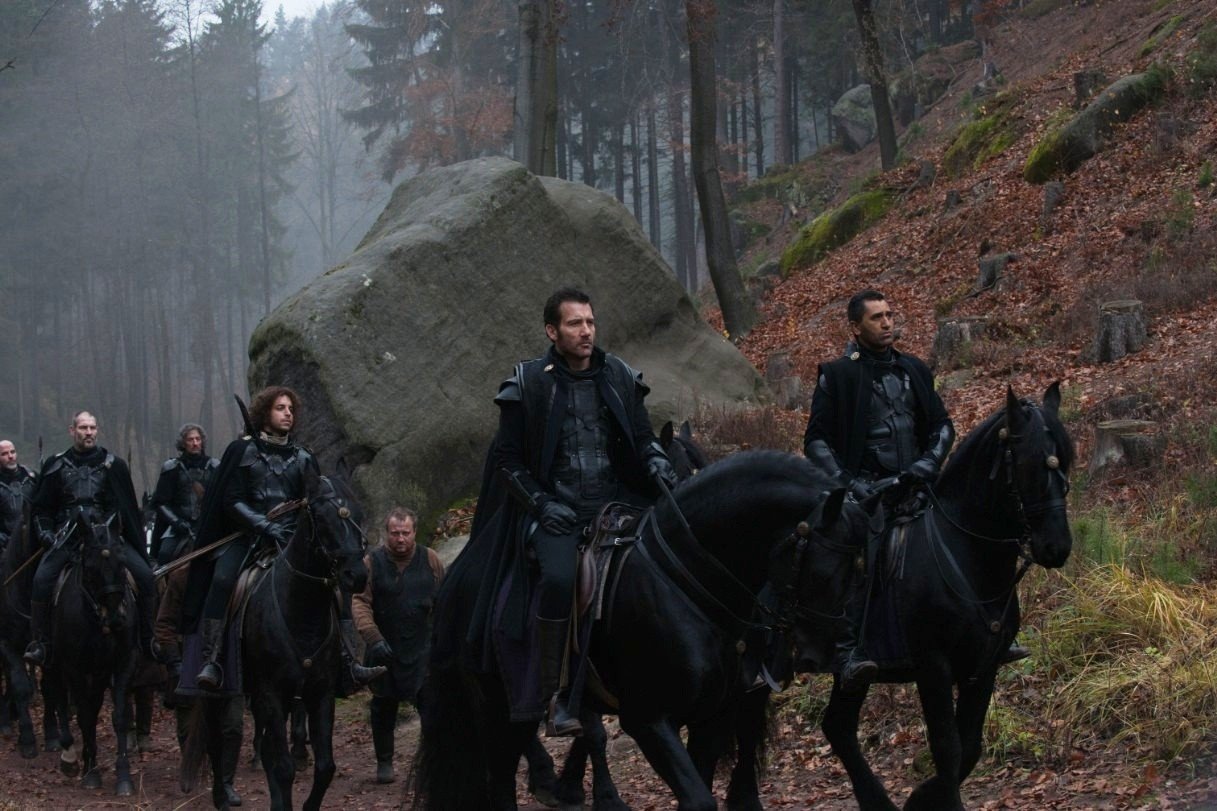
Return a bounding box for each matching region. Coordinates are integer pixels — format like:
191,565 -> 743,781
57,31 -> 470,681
42,667 -> 66,752
584,713 -> 628,811
257,693 -> 296,811
954,676 -> 996,784
486,720 -> 533,811
686,715 -> 729,791
291,697 -> 309,771
821,680 -> 897,811
522,732 -> 560,806
726,687 -> 770,811
0,647 -> 36,758
112,669 -> 135,796
301,696 -> 336,811
904,674 -> 965,811
620,715 -> 717,811
78,683 -> 102,789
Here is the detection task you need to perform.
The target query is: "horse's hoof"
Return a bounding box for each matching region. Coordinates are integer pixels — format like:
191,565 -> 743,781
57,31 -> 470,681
82,770 -> 102,789
19,742 -> 37,759
44,738 -> 62,752
116,779 -> 134,796
0,723 -> 13,738
137,733 -> 154,753
530,786 -> 558,808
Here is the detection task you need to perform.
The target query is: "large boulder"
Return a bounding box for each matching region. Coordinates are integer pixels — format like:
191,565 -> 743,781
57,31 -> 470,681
832,84 -> 878,153
248,157 -> 765,531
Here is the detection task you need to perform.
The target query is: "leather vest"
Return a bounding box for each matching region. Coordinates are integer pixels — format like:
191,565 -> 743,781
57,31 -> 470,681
550,379 -> 620,510
861,364 -> 918,478
170,457 -> 218,524
0,467 -> 35,541
50,452 -> 115,525
369,545 -> 436,700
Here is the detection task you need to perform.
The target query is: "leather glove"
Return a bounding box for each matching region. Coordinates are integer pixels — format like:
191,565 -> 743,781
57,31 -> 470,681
368,640 -> 393,667
904,456 -> 940,484
647,455 -> 678,489
261,521 -> 290,546
39,530 -> 57,550
847,479 -> 876,503
539,500 -> 578,535
173,518 -> 193,535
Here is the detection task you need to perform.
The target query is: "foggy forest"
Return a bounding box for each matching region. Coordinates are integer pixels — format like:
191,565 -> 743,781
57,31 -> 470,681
1,0 -> 978,492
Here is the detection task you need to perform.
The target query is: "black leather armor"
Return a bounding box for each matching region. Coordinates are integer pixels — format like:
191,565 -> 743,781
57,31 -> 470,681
159,456 -> 218,526
551,379 -> 620,510
860,365 -> 918,480
43,451 -> 116,528
0,465 -> 36,548
231,441 -> 312,538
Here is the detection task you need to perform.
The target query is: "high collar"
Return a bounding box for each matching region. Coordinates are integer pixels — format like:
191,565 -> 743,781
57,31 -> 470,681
180,452 -> 210,468
858,344 -> 896,366
547,344 -> 605,380
67,446 -> 106,465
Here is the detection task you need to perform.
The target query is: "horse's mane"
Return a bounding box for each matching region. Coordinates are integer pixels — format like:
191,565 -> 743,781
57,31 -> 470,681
671,449 -> 831,516
941,398 -> 1076,485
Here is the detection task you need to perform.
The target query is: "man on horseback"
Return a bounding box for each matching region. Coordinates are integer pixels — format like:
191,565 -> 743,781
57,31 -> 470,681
150,424 -> 219,566
494,287 -> 676,737
803,290 -> 955,691
24,412 -> 156,666
352,506 -> 444,783
184,386 -> 382,692
0,440 -> 36,554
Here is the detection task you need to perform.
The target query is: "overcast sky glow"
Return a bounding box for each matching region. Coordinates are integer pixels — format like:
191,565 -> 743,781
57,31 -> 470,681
262,0 -> 322,26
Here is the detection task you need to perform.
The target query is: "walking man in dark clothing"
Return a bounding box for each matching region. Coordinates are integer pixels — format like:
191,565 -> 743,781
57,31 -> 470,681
493,287 -> 676,736
352,507 -> 444,783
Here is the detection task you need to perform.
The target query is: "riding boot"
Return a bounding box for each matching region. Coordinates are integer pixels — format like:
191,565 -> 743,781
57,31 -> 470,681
196,619 -> 226,691
370,698 -> 396,784
136,589 -> 158,660
23,601 -> 50,665
219,710 -> 242,806
836,579 -> 877,693
339,619 -> 387,688
538,617 -> 582,737
999,644 -> 1031,665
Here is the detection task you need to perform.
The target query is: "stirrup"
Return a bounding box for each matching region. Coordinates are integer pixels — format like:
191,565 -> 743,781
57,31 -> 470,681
839,655 -> 878,693
350,662 -> 387,685
545,693 -> 583,738
23,642 -> 47,666
197,662 -> 224,691
999,644 -> 1031,665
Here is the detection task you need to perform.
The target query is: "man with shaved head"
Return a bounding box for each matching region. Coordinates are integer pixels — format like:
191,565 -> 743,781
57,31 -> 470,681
0,440 -> 36,554
24,412 -> 156,666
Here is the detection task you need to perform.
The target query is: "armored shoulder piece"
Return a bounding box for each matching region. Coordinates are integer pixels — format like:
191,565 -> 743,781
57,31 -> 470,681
161,458 -> 181,473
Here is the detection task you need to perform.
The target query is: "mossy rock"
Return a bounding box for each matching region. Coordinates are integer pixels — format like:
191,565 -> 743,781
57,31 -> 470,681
1139,15 -> 1185,58
942,94 -> 1021,177
779,190 -> 892,275
1023,69 -> 1168,183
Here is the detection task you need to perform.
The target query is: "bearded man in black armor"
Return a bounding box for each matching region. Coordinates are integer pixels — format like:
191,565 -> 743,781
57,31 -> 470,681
150,424 -> 219,566
182,386 -> 381,692
494,287 -> 677,737
0,440 -> 36,554
803,290 -> 955,691
24,412 -> 156,665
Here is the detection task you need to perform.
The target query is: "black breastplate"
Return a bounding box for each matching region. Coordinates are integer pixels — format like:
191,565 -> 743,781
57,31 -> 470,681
0,470 -> 34,538
551,379 -> 619,509
55,454 -> 113,523
173,461 -> 215,524
861,366 -> 918,478
242,444 -> 309,518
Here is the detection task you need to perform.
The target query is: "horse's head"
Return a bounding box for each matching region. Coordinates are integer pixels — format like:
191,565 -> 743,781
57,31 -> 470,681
660,420 -> 709,480
768,488 -> 883,669
304,469 -> 369,594
1001,382 -> 1074,569
78,518 -> 133,637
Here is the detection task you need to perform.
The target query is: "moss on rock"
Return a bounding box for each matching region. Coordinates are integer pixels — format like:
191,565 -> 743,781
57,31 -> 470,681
779,190 -> 892,275
942,94 -> 1021,178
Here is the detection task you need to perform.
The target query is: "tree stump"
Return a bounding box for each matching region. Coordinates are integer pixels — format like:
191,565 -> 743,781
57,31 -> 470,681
1041,181 -> 1065,231
976,252 -> 1017,292
931,316 -> 988,370
1093,299 -> 1146,362
1090,419 -> 1165,474
765,350 -> 803,410
943,189 -> 962,211
765,351 -> 793,383
1074,69 -> 1107,108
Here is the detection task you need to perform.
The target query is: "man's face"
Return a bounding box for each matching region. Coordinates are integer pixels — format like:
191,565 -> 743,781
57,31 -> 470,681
266,395 -> 294,436
545,301 -> 596,369
385,516 -> 416,557
182,430 -> 204,455
70,414 -> 99,452
851,299 -> 896,352
0,442 -> 16,470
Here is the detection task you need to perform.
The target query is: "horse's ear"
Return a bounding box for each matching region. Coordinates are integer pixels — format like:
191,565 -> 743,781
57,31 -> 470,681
1043,381 -> 1062,417
660,421 -> 674,448
679,420 -> 693,440
1006,385 -> 1025,431
818,487 -> 847,529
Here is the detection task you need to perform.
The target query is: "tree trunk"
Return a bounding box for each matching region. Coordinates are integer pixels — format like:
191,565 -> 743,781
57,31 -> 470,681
630,112 -> 643,222
750,38 -> 764,177
738,90 -> 749,176
613,122 -> 625,202
773,0 -> 789,166
666,10 -> 693,291
789,51 -> 800,161
513,0 -> 559,176
851,0 -> 897,170
646,101 -> 661,248
686,0 -> 754,338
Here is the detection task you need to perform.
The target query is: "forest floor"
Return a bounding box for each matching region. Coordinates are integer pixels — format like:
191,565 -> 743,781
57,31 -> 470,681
1,689 -> 1216,809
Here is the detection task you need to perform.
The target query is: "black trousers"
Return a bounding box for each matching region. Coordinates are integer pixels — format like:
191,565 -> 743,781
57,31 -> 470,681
530,524 -> 582,620
32,541 -> 156,616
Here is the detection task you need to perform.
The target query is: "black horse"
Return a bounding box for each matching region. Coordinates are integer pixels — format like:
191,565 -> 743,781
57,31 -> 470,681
413,450 -> 871,811
49,516 -> 142,794
189,470 -> 368,811
819,383 -> 1074,810
0,499 -> 43,758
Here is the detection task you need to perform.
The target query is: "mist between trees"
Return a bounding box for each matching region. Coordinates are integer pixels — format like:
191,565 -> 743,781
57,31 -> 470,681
1,0 -> 980,492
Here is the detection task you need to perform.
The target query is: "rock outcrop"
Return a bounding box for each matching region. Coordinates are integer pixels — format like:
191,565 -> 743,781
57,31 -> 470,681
248,157 -> 765,530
